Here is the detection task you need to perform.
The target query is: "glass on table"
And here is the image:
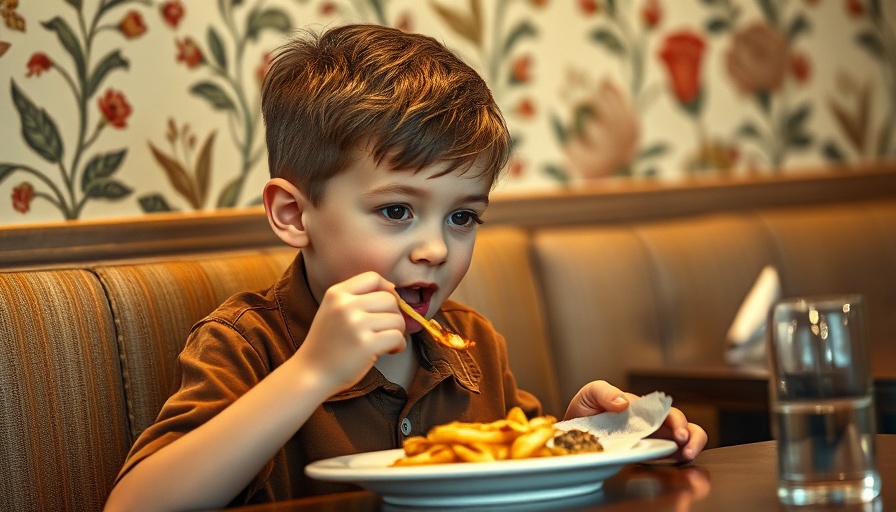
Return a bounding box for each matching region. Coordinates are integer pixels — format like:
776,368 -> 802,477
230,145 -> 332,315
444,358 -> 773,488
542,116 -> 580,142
768,295 -> 881,506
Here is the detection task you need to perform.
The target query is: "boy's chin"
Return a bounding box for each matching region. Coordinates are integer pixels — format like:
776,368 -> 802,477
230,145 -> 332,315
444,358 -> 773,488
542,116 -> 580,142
404,318 -> 424,334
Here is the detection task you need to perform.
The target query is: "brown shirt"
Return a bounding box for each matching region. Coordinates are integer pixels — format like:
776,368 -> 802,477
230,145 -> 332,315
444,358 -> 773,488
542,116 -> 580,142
116,254 -> 541,505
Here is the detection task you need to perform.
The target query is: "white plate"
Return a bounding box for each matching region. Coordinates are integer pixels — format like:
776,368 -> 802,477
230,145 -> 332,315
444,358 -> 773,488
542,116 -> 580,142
305,438 -> 677,507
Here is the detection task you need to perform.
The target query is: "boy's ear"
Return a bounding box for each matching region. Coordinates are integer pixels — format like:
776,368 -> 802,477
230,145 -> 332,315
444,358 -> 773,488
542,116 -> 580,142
263,178 -> 310,248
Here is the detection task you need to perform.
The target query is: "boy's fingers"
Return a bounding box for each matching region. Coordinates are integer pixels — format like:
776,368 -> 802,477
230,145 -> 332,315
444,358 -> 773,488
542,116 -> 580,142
563,380 -> 632,420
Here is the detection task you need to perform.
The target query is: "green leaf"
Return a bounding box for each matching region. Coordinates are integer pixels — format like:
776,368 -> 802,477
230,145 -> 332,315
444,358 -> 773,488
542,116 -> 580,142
190,81 -> 236,111
195,131 -> 217,207
217,176 -> 241,207
756,0 -> 778,25
550,113 -> 568,145
87,50 -> 129,97
148,141 -> 200,208
81,149 -> 126,193
542,164 -> 570,185
10,81 -> 64,163
64,0 -> 83,9
589,28 -> 626,56
246,8 -> 291,41
787,14 -> 810,42
638,143 -> 669,160
41,17 -> 85,79
855,31 -> 885,60
97,0 -> 131,19
736,122 -> 762,139
705,18 -> 731,34
501,21 -> 537,60
755,90 -> 772,115
207,27 -> 227,70
822,141 -> 845,162
0,163 -> 20,183
85,179 -> 132,199
788,133 -> 812,149
785,104 -> 812,135
138,193 -> 177,213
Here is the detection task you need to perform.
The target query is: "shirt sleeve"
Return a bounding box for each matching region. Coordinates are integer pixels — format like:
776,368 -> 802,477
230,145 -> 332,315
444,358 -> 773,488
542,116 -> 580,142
112,319 -> 273,498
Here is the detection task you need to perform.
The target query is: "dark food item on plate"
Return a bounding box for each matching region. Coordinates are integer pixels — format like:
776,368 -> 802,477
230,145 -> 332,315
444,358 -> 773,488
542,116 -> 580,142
553,429 -> 604,454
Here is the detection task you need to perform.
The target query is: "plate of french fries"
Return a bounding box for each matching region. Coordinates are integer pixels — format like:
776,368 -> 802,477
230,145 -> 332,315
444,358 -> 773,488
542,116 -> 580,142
305,407 -> 677,507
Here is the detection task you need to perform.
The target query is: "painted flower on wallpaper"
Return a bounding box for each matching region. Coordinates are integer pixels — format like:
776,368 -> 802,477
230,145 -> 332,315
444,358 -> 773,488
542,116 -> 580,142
26,52 -> 51,76
139,0 -> 291,212
98,89 -> 132,128
119,10 -> 146,39
142,119 -> 216,212
160,0 -> 184,29
429,0 -> 538,147
725,21 -> 788,95
12,182 -> 33,213
824,0 -> 896,160
560,0 -> 667,180
659,31 -> 706,114
642,0 -> 662,29
0,0 -> 143,219
1,0 -> 25,31
563,79 -> 640,180
176,37 -> 204,68
721,8 -> 814,170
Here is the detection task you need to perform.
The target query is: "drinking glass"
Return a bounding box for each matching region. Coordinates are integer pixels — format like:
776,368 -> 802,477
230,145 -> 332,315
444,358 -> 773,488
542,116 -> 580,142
768,295 -> 880,505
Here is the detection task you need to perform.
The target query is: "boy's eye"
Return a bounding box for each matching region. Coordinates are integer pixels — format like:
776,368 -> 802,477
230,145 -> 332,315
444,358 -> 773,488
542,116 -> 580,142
449,211 -> 483,227
379,205 -> 411,221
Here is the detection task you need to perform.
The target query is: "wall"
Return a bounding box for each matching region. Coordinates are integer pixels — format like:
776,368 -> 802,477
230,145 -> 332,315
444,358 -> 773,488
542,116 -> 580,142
1,0 -> 894,225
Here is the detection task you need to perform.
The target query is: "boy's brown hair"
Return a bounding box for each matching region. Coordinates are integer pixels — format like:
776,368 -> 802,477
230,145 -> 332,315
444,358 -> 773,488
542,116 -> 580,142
261,24 -> 511,205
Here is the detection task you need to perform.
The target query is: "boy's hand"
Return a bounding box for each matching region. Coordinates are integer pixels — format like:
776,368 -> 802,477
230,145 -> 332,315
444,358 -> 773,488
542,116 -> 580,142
295,272 -> 406,393
564,380 -> 708,463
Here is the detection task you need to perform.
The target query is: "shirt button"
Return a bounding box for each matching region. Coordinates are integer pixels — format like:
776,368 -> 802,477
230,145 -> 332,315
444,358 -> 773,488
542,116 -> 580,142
400,417 -> 412,436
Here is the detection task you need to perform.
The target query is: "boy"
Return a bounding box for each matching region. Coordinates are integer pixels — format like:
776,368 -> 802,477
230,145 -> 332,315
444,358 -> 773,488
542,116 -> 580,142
105,24 -> 705,511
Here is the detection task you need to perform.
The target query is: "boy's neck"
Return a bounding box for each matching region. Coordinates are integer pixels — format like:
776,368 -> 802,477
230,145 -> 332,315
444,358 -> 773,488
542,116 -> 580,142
373,337 -> 418,391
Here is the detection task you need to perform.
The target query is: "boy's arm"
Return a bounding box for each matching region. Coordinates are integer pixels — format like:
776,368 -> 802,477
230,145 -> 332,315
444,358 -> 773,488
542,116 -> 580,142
104,272 -> 406,512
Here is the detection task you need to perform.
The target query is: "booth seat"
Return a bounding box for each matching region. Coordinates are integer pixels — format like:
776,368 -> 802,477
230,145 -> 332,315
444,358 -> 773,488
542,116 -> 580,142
2,198 -> 895,511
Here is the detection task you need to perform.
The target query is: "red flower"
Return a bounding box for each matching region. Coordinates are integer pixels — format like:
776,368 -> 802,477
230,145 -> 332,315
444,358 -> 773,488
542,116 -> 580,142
98,89 -> 132,128
176,37 -> 204,68
12,182 -> 34,214
517,97 -> 536,118
320,1 -> 338,16
642,0 -> 662,28
579,0 -> 599,15
119,10 -> 146,39
256,51 -> 273,84
26,52 -> 52,77
790,52 -> 811,84
659,31 -> 706,107
511,55 -> 532,83
160,0 -> 185,29
846,0 -> 864,17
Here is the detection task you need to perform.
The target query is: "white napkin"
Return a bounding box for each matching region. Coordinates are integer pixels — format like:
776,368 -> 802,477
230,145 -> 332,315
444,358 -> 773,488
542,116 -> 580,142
553,392 -> 672,451
725,265 -> 781,367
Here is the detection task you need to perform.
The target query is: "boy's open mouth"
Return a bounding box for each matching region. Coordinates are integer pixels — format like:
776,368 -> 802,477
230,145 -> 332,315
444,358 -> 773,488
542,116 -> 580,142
395,285 -> 435,317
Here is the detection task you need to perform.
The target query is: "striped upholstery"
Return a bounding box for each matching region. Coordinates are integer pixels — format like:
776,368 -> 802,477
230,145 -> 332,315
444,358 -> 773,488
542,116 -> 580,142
0,270 -> 131,512
96,249 -> 297,442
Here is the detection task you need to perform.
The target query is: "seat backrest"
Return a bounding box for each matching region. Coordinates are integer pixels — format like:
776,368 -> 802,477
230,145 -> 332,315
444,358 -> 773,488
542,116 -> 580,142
452,227 -> 564,417
0,269 -> 131,512
95,249 -> 297,442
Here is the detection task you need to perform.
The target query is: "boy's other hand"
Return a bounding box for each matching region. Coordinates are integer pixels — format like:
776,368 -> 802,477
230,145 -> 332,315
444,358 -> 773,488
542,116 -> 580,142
295,272 -> 406,393
564,380 -> 707,463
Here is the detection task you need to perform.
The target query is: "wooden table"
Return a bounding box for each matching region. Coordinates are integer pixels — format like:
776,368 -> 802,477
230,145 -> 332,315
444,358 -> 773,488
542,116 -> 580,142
227,435 -> 895,512
628,365 -> 896,446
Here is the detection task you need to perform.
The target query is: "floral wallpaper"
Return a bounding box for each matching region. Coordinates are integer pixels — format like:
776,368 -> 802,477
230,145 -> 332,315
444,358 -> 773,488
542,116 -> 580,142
0,0 -> 894,224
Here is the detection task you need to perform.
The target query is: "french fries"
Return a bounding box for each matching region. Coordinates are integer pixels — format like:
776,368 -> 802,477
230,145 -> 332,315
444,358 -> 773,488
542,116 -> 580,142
390,407 -> 571,466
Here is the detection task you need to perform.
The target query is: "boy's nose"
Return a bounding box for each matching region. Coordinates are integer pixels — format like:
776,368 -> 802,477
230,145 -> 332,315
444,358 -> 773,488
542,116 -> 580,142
410,230 -> 448,265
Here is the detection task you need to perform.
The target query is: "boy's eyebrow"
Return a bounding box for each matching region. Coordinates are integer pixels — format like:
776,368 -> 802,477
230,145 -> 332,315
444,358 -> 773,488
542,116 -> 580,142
364,184 -> 490,206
